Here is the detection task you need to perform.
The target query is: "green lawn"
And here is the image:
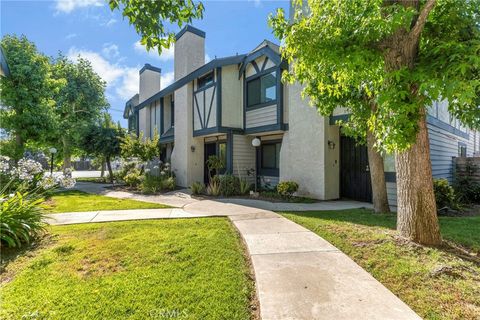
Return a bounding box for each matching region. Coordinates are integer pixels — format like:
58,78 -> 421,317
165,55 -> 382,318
281,209 -> 480,320
0,219 -> 254,320
43,190 -> 170,213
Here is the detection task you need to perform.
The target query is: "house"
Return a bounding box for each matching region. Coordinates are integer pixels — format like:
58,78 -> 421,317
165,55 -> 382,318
124,25 -> 480,205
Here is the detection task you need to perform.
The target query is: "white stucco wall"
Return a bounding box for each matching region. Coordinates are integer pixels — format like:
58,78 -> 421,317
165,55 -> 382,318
139,69 -> 161,103
280,82 -> 339,200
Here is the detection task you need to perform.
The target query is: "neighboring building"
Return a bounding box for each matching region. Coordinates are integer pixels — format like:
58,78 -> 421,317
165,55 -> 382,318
0,47 -> 10,77
124,25 -> 479,205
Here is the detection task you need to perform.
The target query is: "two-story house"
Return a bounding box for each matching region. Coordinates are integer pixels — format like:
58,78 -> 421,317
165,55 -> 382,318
124,25 -> 480,204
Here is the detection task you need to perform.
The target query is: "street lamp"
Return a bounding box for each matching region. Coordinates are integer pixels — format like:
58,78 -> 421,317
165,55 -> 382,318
251,137 -> 261,194
49,147 -> 57,175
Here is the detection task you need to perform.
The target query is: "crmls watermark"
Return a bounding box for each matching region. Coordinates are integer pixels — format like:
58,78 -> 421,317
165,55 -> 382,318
149,308 -> 189,319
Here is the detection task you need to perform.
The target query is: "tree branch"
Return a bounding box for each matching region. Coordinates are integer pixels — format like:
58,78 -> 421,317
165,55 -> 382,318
409,0 -> 436,42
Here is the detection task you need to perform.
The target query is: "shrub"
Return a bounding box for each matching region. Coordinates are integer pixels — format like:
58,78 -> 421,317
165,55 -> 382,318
206,179 -> 221,196
0,187 -> 46,248
277,181 -> 299,198
140,173 -> 175,194
239,179 -> 250,195
124,169 -> 143,187
219,174 -> 240,197
433,179 -> 456,209
162,177 -> 176,191
118,162 -> 137,181
454,161 -> 480,204
190,181 -> 205,195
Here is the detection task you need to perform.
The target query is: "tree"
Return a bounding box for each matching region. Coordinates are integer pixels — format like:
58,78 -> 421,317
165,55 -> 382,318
120,130 -> 160,164
81,114 -> 125,183
271,0 -> 480,244
52,55 -> 108,169
0,35 -> 60,159
108,0 -> 204,54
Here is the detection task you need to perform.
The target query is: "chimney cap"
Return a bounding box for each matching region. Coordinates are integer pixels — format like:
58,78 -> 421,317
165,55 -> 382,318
175,25 -> 206,41
139,63 -> 162,74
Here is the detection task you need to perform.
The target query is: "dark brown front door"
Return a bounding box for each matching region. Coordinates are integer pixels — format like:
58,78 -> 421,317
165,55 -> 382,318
340,136 -> 372,202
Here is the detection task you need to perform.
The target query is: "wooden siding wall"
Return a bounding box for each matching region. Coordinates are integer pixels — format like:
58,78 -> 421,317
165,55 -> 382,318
428,124 -> 476,182
232,135 -> 256,184
245,104 -> 277,128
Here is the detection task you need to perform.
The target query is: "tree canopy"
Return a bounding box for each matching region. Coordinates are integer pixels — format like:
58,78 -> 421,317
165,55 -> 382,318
271,0 -> 480,153
0,35 -> 61,158
109,0 -> 204,54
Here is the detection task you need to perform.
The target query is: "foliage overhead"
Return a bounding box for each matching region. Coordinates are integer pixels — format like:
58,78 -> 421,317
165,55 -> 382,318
52,54 -> 109,149
108,0 -> 204,54
0,35 -> 61,153
270,0 -> 480,152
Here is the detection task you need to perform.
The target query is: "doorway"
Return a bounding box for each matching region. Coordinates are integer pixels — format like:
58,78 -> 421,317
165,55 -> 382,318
340,136 -> 372,202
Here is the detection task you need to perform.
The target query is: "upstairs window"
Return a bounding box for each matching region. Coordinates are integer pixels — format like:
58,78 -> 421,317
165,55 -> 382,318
247,71 -> 276,107
197,72 -> 214,89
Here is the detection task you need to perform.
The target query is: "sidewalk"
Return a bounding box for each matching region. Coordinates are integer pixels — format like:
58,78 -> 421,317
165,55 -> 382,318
47,182 -> 420,319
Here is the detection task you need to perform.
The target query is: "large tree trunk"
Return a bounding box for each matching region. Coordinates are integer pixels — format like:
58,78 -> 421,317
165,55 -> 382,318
100,158 -> 106,178
381,0 -> 441,245
366,130 -> 390,213
62,136 -> 72,170
396,110 -> 441,244
106,156 -> 114,184
15,133 -> 24,161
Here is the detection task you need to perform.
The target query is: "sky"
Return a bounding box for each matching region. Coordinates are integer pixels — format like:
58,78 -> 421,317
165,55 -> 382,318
1,0 -> 290,127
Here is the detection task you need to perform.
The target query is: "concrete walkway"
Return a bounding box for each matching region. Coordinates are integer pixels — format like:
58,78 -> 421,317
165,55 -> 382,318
51,182 -> 419,319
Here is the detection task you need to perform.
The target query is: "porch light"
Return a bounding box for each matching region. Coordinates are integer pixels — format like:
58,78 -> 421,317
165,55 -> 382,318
251,137 -> 261,194
252,138 -> 261,147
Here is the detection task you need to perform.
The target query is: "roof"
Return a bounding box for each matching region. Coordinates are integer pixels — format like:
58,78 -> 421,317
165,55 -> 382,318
175,25 -> 206,40
134,54 -> 246,111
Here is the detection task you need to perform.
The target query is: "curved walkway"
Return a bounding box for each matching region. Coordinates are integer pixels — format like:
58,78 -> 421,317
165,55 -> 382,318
47,183 -> 419,319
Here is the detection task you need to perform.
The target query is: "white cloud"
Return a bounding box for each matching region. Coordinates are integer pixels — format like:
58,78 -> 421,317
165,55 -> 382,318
65,33 -> 77,40
161,72 -> 175,89
104,18 -> 117,27
67,47 -> 139,100
55,0 -> 103,13
101,43 -> 120,59
133,41 -> 175,62
248,0 -> 263,8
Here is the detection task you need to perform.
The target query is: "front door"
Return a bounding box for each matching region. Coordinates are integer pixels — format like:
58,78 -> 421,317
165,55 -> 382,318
204,143 -> 217,183
340,136 -> 372,202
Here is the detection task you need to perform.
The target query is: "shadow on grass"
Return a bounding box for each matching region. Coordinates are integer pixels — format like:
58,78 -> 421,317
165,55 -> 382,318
281,209 -> 480,259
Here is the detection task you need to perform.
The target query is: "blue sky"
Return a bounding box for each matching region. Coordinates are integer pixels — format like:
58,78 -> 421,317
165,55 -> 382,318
1,0 -> 289,127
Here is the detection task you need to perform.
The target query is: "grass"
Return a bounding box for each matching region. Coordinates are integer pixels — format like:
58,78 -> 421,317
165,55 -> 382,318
281,209 -> 480,320
75,177 -> 110,183
43,190 -> 170,213
0,219 -> 255,320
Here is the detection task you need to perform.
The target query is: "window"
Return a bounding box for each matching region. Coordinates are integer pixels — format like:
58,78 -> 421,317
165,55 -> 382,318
198,72 -> 214,89
458,143 -> 467,157
260,142 -> 281,176
247,71 -> 277,107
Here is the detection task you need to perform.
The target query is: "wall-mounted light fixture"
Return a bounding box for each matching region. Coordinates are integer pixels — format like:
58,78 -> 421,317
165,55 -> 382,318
191,145 -> 196,152
328,140 -> 336,150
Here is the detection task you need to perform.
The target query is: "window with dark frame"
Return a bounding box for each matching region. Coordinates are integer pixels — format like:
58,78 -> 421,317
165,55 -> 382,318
260,142 -> 281,176
458,143 -> 467,157
197,72 -> 214,89
247,71 -> 277,107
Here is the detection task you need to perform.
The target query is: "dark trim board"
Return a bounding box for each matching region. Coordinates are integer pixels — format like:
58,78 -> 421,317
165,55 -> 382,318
135,55 -> 246,111
139,64 -> 161,74
216,67 -> 222,127
427,115 -> 469,139
175,25 -> 206,40
246,100 -> 277,111
245,123 -> 286,135
245,66 -> 278,82
238,46 -> 282,78
193,126 -> 243,137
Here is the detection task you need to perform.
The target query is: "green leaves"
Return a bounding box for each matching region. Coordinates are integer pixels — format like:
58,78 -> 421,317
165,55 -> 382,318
109,0 -> 204,54
271,0 -> 480,152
